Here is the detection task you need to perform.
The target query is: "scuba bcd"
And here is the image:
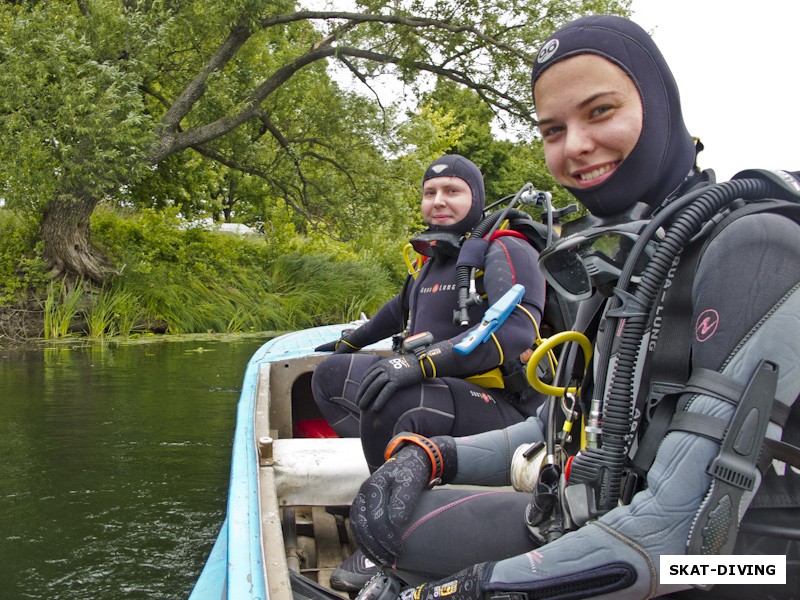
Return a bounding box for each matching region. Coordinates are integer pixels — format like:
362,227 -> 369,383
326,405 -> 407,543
395,184 -> 579,398
523,169 -> 800,549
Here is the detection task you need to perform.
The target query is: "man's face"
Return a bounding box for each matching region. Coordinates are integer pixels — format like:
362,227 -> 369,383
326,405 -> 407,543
421,176 -> 473,227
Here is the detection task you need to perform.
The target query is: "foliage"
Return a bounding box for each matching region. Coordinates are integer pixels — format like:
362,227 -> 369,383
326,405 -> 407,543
87,204 -> 398,335
0,0 -> 630,283
0,209 -> 48,307
0,3 -> 153,214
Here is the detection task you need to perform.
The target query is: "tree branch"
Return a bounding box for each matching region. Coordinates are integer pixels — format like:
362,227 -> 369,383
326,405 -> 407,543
259,11 -> 532,63
158,18 -> 253,135
150,9 -> 535,164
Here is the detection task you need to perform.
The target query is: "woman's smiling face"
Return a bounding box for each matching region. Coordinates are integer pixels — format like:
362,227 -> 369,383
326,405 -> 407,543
534,54 -> 643,191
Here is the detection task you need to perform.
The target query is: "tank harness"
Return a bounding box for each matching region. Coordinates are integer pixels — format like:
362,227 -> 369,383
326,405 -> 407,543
397,189 -> 579,400
524,169 -> 800,552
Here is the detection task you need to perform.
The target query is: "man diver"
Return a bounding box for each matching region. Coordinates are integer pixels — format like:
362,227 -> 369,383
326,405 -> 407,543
347,14 -> 800,600
312,155 -> 548,591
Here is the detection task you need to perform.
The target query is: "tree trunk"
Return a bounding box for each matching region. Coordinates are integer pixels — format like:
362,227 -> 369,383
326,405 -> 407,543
40,190 -> 113,284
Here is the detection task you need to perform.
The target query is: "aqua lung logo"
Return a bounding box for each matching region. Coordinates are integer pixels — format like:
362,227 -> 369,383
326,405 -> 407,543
695,309 -> 720,342
430,164 -> 449,174
469,389 -> 493,403
537,38 -> 559,64
419,283 -> 457,294
648,256 -> 681,352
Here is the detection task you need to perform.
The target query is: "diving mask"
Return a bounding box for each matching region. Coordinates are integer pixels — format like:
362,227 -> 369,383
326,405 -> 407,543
408,229 -> 463,258
538,219 -> 661,301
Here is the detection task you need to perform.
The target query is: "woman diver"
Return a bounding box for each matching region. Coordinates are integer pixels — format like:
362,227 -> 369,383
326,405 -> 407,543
346,14 -> 800,600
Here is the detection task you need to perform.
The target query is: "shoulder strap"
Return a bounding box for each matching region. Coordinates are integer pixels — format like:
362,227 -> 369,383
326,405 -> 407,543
624,198 -> 800,502
637,197 -> 800,423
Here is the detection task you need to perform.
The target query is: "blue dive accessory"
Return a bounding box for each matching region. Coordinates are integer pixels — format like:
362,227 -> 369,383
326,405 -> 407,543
454,284 -> 525,355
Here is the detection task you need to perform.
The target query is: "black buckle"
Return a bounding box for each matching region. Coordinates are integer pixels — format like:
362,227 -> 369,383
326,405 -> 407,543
490,593 -> 528,600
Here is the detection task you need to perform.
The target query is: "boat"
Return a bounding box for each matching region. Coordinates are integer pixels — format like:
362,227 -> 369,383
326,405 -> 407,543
190,323 -> 393,600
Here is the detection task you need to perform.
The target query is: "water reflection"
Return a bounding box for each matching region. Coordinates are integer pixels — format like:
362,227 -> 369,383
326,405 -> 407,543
0,335 -> 271,599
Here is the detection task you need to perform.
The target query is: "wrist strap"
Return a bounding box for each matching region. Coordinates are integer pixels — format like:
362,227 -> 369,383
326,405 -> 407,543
384,433 -> 445,486
337,338 -> 360,351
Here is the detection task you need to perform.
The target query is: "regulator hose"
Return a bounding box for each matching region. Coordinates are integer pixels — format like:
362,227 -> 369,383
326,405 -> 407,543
455,208 -> 534,324
567,178 -> 782,511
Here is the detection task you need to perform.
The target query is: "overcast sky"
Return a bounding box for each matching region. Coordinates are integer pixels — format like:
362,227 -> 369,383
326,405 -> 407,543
629,1 -> 800,181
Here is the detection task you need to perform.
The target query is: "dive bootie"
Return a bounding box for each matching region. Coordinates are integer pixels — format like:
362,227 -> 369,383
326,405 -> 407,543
330,549 -> 379,592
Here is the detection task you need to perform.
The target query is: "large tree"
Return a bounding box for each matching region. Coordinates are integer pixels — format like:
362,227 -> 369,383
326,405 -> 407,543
0,0 -> 629,283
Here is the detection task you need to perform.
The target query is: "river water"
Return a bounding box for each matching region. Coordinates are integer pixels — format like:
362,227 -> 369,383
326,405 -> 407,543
0,334 -> 273,599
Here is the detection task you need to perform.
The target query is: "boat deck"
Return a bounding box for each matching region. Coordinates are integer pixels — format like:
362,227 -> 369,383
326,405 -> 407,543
255,351 -> 381,599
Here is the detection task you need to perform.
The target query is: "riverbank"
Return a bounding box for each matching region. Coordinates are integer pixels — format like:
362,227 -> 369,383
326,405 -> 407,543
1,206 -> 401,345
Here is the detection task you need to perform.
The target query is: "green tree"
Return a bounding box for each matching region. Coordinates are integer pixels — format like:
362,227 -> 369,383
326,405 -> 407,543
0,0 -> 629,283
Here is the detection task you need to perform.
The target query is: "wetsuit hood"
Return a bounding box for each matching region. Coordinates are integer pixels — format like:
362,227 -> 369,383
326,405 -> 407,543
531,14 -> 696,217
422,154 -> 485,234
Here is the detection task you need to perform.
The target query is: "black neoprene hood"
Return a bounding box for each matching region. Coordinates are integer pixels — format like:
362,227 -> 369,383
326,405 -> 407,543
531,14 -> 696,216
422,154 -> 486,234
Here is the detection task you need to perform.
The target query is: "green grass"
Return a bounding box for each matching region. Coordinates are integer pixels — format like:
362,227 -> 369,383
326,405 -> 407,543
3,204 -> 401,340
43,279 -> 85,339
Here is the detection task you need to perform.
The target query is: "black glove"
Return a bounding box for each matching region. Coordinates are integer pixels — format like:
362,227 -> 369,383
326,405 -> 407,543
356,355 -> 425,411
398,563 -> 491,600
315,328 -> 361,353
350,434 -> 457,566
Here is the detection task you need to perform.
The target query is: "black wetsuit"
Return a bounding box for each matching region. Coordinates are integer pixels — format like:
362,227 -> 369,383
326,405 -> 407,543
312,233 -> 546,470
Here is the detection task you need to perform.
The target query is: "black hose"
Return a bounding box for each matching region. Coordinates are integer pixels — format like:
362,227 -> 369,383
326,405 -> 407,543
568,178 -> 781,511
455,208 -> 533,324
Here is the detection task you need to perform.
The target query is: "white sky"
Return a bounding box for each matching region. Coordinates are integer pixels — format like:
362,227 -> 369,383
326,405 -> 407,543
629,0 -> 800,181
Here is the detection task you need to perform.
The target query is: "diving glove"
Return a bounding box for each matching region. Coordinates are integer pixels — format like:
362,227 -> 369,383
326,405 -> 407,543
399,562 -> 490,600
315,328 -> 362,353
356,355 -> 425,411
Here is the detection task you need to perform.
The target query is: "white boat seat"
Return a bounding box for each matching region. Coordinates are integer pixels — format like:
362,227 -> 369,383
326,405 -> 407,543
269,437 -> 370,507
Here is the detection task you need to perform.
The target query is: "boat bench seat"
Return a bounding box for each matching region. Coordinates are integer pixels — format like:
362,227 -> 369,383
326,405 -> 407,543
263,436 -> 512,509
268,437 -> 370,507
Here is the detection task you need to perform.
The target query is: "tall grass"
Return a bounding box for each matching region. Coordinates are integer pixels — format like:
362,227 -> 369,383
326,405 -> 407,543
85,285 -> 143,338
27,205 -> 403,339
43,279 -> 85,339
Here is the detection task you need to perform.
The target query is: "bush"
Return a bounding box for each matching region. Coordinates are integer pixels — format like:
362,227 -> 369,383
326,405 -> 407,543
87,205 -> 398,335
0,209 -> 48,307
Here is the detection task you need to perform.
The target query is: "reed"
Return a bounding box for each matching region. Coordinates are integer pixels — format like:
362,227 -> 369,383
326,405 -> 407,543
85,285 -> 143,338
43,279 -> 85,339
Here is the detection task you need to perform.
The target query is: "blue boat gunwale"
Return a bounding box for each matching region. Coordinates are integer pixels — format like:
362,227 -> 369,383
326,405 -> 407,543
191,324 -> 387,599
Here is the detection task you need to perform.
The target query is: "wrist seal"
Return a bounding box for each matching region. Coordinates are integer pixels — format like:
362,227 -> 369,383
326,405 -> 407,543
384,433 -> 445,486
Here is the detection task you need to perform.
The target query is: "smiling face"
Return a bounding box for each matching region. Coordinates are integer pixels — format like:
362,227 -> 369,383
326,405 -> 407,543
420,176 -> 473,227
534,54 -> 643,191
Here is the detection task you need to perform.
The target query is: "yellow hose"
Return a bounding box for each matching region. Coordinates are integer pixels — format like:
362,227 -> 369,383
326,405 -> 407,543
526,331 -> 593,397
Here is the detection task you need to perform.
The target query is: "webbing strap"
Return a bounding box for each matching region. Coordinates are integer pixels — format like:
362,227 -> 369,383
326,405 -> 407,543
625,368 -> 790,504
638,236 -> 705,407
683,368 -> 744,404
628,369 -> 743,484
764,438 -> 800,468
668,412 -> 727,442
